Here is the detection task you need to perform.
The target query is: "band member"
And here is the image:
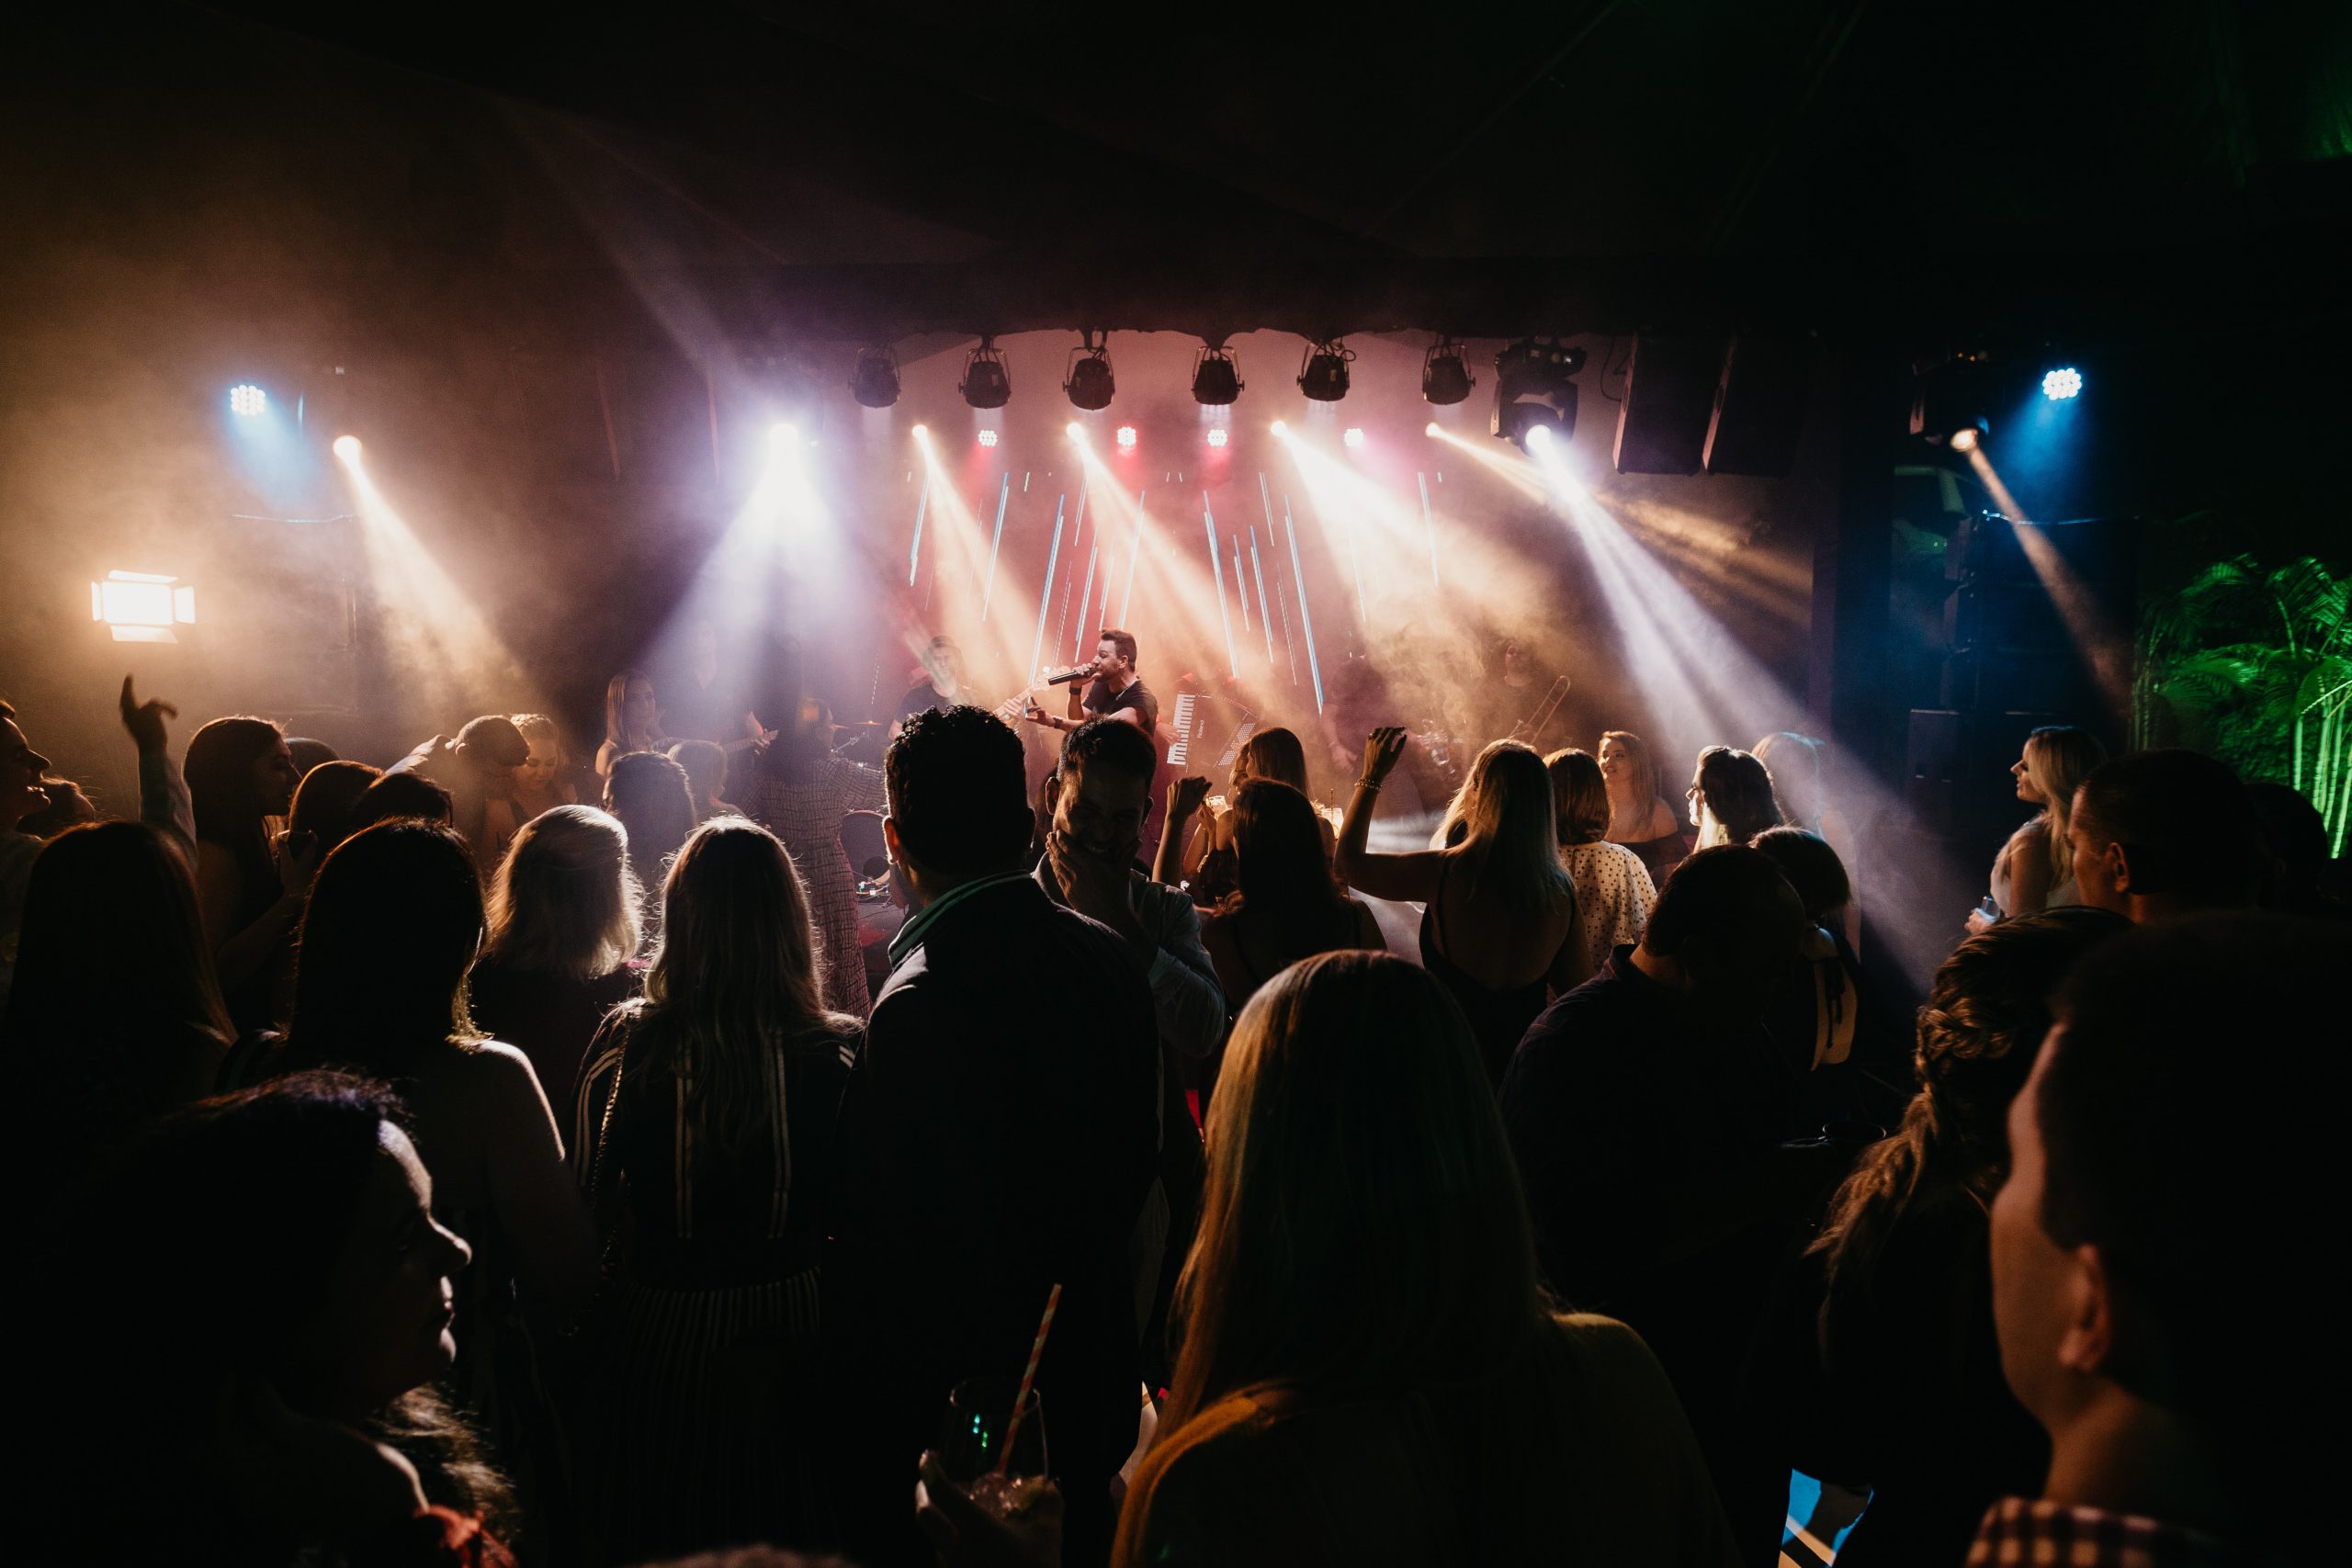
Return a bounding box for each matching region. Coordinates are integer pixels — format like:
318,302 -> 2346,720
892,636 -> 976,738
1023,628 -> 1158,738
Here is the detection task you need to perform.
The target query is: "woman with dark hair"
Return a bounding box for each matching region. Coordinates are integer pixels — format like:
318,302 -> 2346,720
1109,952 -> 1734,1566
32,1073 -> 512,1566
570,818 -> 860,1563
1545,748 -> 1656,976
290,760 -> 385,853
186,714 -> 313,1031
0,821 -> 233,1190
747,698 -> 888,1016
1199,780 -> 1382,1026
281,822 -> 596,1461
1598,728 -> 1687,885
1337,732 -> 1581,1087
348,771 -> 456,834
509,713 -> 577,821
469,807 -> 644,1116
1688,745 -> 1786,850
6,677 -> 197,1002
1776,907 -> 2128,1567
594,669 -> 665,781
1168,727 -> 1333,904
604,751 -> 698,934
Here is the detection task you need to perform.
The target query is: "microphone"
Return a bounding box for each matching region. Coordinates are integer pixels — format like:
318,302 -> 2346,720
1044,663 -> 1098,686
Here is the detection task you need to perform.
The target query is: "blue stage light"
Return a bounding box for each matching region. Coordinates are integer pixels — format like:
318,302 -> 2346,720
2041,367 -> 2083,401
229,384 -> 266,418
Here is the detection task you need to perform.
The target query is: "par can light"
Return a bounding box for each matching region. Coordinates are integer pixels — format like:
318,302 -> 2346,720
961,336 -> 1012,410
1192,345 -> 1243,405
1298,339 -> 1353,402
851,346 -> 901,409
1421,340 -> 1473,406
1065,333 -> 1115,412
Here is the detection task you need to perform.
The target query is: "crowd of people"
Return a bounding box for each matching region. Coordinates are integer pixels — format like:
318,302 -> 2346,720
0,651 -> 2341,1568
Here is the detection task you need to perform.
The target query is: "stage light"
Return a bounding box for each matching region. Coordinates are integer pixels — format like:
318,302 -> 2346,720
1116,426 -> 1137,448
1342,427 -> 1365,447
1066,421 -> 1086,443
851,346 -> 901,409
978,429 -> 999,447
1271,420 -> 1288,436
1950,427 -> 1981,453
228,384 -> 266,418
332,435 -> 362,465
1065,332 -> 1115,412
770,422 -> 798,451
1421,340 -> 1474,405
91,570 -> 196,643
2041,367 -> 2083,400
1492,338 -> 1586,450
961,336 -> 1012,410
1206,428 -> 1229,448
1298,339 -> 1353,402
911,423 -> 930,443
1192,345 -> 1243,405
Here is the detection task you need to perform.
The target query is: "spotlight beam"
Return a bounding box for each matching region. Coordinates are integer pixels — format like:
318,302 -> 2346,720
1119,491 -> 1144,626
980,472 -> 1012,621
1055,486 -> 1089,658
1417,471 -> 1441,587
1249,525 -> 1276,664
1283,495 -> 1326,713
1260,474 -> 1300,687
1204,496 -> 1241,680
1071,538 -> 1101,664
1027,493 -> 1068,685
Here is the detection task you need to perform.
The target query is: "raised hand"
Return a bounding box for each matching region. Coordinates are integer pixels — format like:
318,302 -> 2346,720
1360,726 -> 1409,789
119,675 -> 178,756
1167,774 -> 1212,821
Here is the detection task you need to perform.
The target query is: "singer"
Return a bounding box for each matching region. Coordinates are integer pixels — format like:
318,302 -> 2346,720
1024,628 -> 1159,737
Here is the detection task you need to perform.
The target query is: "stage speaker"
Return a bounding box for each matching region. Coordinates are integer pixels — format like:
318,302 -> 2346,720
1613,334 -> 1726,474
1703,335 -> 1815,477
1937,512 -> 2138,728
1945,513 -> 2138,589
1937,645 -> 2104,715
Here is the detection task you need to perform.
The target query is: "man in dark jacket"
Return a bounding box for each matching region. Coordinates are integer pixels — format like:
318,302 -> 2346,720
833,705 -> 1161,1566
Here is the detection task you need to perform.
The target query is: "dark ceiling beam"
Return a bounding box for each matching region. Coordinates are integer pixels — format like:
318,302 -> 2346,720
300,223 -> 2352,357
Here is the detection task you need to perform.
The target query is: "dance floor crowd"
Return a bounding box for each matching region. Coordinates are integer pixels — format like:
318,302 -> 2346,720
0,669 -> 2336,1568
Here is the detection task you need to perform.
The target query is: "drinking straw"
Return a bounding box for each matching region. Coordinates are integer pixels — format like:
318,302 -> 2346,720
992,1281 -> 1064,1477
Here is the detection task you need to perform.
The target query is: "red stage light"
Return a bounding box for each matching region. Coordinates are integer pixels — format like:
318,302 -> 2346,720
978,430 -> 999,447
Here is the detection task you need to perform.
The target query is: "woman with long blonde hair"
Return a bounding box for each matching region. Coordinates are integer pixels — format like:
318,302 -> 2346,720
1113,952 -> 1734,1567
1336,732 -> 1580,1086
570,817 -> 858,1562
1976,725 -> 2108,926
1599,728 -> 1688,885
469,806 -> 643,1114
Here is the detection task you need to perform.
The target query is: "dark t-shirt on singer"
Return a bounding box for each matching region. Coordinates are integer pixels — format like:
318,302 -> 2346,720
1083,679 -> 1157,728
